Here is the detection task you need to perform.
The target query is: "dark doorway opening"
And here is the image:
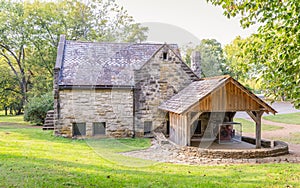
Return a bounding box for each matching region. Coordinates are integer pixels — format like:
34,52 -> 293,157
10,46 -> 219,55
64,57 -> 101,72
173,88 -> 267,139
194,121 -> 201,135
166,113 -> 170,136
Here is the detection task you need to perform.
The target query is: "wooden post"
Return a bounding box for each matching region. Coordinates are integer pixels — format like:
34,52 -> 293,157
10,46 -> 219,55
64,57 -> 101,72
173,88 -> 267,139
186,113 -> 191,146
255,112 -> 262,148
246,110 -> 264,149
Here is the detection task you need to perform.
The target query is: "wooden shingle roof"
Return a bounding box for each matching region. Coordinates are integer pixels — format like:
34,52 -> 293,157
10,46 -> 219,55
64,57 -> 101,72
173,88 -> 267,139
159,76 -> 228,114
159,75 -> 277,114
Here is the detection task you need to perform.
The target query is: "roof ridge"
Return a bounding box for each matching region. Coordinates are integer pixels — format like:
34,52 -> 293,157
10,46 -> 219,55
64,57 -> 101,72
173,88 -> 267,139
202,75 -> 230,80
65,40 -> 174,46
66,40 -> 132,45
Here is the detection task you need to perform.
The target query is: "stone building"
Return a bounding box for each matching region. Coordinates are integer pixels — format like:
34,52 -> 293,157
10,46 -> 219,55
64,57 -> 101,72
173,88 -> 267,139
53,35 -> 276,148
53,35 -> 198,138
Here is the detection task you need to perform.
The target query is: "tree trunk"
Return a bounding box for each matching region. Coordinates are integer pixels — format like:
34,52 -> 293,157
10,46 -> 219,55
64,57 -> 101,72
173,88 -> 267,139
4,106 -> 8,116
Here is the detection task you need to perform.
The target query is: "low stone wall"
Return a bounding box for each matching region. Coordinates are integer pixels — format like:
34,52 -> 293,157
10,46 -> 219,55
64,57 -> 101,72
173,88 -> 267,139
181,137 -> 289,159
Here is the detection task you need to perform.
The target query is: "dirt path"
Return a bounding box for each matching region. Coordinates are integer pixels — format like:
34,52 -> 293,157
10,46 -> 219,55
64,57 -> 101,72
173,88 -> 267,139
261,119 -> 300,156
244,119 -> 300,156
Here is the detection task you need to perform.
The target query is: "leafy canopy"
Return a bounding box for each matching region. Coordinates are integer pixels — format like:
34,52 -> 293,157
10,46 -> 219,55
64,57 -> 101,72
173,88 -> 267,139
207,0 -> 300,107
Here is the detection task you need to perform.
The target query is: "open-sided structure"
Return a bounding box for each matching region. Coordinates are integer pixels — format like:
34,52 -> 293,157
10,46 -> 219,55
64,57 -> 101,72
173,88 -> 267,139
159,76 -> 277,148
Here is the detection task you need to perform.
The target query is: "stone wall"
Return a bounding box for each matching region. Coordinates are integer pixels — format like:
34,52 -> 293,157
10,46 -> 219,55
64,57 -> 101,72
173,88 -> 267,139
181,137 -> 289,159
55,88 -> 134,138
134,46 -> 197,136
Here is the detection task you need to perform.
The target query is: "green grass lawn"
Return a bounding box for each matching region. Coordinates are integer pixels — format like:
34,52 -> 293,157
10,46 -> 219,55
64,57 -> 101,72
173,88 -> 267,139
0,116 -> 300,187
263,112 -> 300,125
234,118 -> 283,133
0,114 -> 31,125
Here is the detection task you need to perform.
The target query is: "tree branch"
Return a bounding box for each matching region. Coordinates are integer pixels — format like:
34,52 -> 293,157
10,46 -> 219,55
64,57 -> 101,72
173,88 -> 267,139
0,52 -> 20,79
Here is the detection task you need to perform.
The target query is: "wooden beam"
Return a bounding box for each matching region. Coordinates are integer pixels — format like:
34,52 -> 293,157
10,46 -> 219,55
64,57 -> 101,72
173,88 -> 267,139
246,111 -> 256,122
189,112 -> 202,126
246,111 -> 264,148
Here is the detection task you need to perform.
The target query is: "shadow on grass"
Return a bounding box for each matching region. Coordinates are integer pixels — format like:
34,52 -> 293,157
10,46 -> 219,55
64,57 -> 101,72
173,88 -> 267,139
0,124 -> 155,167
1,153 -> 291,188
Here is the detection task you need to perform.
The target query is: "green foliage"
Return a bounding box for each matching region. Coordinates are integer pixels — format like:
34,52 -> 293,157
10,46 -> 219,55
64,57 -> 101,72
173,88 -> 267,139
185,39 -> 227,77
24,93 -> 53,125
223,36 -> 264,92
0,124 -> 300,187
207,0 -> 300,108
0,64 -> 23,114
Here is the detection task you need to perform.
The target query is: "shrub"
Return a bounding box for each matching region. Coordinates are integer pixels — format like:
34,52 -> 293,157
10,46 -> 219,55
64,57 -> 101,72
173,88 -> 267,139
24,93 -> 53,125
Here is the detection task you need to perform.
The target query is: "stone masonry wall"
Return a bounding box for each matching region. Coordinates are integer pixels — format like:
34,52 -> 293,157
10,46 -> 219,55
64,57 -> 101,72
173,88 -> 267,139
134,46 -> 196,136
55,89 -> 134,138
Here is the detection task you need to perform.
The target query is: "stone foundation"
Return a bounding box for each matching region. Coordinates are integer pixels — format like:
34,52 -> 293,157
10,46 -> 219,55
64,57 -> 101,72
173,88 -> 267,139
55,88 -> 134,138
181,137 -> 289,159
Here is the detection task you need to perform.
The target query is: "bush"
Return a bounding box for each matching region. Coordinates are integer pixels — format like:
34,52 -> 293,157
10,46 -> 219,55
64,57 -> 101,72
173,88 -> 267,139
24,93 -> 53,125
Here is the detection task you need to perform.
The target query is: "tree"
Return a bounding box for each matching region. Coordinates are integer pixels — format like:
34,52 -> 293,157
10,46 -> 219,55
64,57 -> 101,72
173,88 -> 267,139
24,92 -> 53,125
223,36 -> 264,93
0,63 -> 22,115
0,0 -> 148,114
185,39 -> 226,77
207,0 -> 300,107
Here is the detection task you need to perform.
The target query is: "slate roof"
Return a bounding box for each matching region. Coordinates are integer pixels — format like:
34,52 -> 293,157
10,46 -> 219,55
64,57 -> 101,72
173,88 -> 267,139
159,76 -> 229,114
56,37 -> 181,86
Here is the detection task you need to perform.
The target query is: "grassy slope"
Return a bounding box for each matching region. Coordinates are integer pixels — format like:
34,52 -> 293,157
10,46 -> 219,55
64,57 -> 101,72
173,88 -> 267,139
0,116 -> 299,187
234,118 -> 283,133
263,112 -> 300,125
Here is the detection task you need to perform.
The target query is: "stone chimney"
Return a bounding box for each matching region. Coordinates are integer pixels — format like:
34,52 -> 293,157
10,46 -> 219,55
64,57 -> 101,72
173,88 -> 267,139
191,51 -> 201,78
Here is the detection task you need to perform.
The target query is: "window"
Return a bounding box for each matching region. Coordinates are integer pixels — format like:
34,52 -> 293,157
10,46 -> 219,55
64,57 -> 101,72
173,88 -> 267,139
73,123 -> 86,136
144,121 -> 152,134
93,122 -> 106,135
163,52 -> 168,60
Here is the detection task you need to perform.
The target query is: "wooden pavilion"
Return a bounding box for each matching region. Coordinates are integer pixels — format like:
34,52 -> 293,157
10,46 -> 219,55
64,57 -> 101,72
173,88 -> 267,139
159,75 -> 277,148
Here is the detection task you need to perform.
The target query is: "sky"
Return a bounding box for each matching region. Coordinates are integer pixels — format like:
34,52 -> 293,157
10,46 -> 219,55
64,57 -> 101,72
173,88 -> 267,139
115,0 -> 257,46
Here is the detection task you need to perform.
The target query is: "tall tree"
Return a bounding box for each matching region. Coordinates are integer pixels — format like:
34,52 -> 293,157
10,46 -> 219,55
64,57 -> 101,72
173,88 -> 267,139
0,0 -> 148,114
207,0 -> 300,107
224,36 -> 265,93
185,39 -> 226,77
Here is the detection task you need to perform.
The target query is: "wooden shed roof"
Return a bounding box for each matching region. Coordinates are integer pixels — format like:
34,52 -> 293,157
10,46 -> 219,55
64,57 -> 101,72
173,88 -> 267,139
158,75 -> 277,114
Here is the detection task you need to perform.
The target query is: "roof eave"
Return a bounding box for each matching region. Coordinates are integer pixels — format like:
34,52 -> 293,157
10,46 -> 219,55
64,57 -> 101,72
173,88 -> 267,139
58,85 -> 134,90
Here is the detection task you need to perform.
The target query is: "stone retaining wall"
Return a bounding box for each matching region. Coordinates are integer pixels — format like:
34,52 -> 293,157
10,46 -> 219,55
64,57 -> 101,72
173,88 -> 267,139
181,137 -> 289,159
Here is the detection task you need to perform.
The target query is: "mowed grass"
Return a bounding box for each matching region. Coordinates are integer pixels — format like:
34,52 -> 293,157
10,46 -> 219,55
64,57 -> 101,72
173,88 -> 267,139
263,112 -> 300,125
0,116 -> 300,187
234,118 -> 283,133
0,114 -> 31,125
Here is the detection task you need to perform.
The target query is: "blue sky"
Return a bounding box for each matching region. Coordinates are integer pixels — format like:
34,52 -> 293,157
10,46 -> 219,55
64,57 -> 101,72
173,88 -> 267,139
115,0 -> 257,46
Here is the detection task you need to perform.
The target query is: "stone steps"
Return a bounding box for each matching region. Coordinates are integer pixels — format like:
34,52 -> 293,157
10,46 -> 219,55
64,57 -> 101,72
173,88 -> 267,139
43,110 -> 54,131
